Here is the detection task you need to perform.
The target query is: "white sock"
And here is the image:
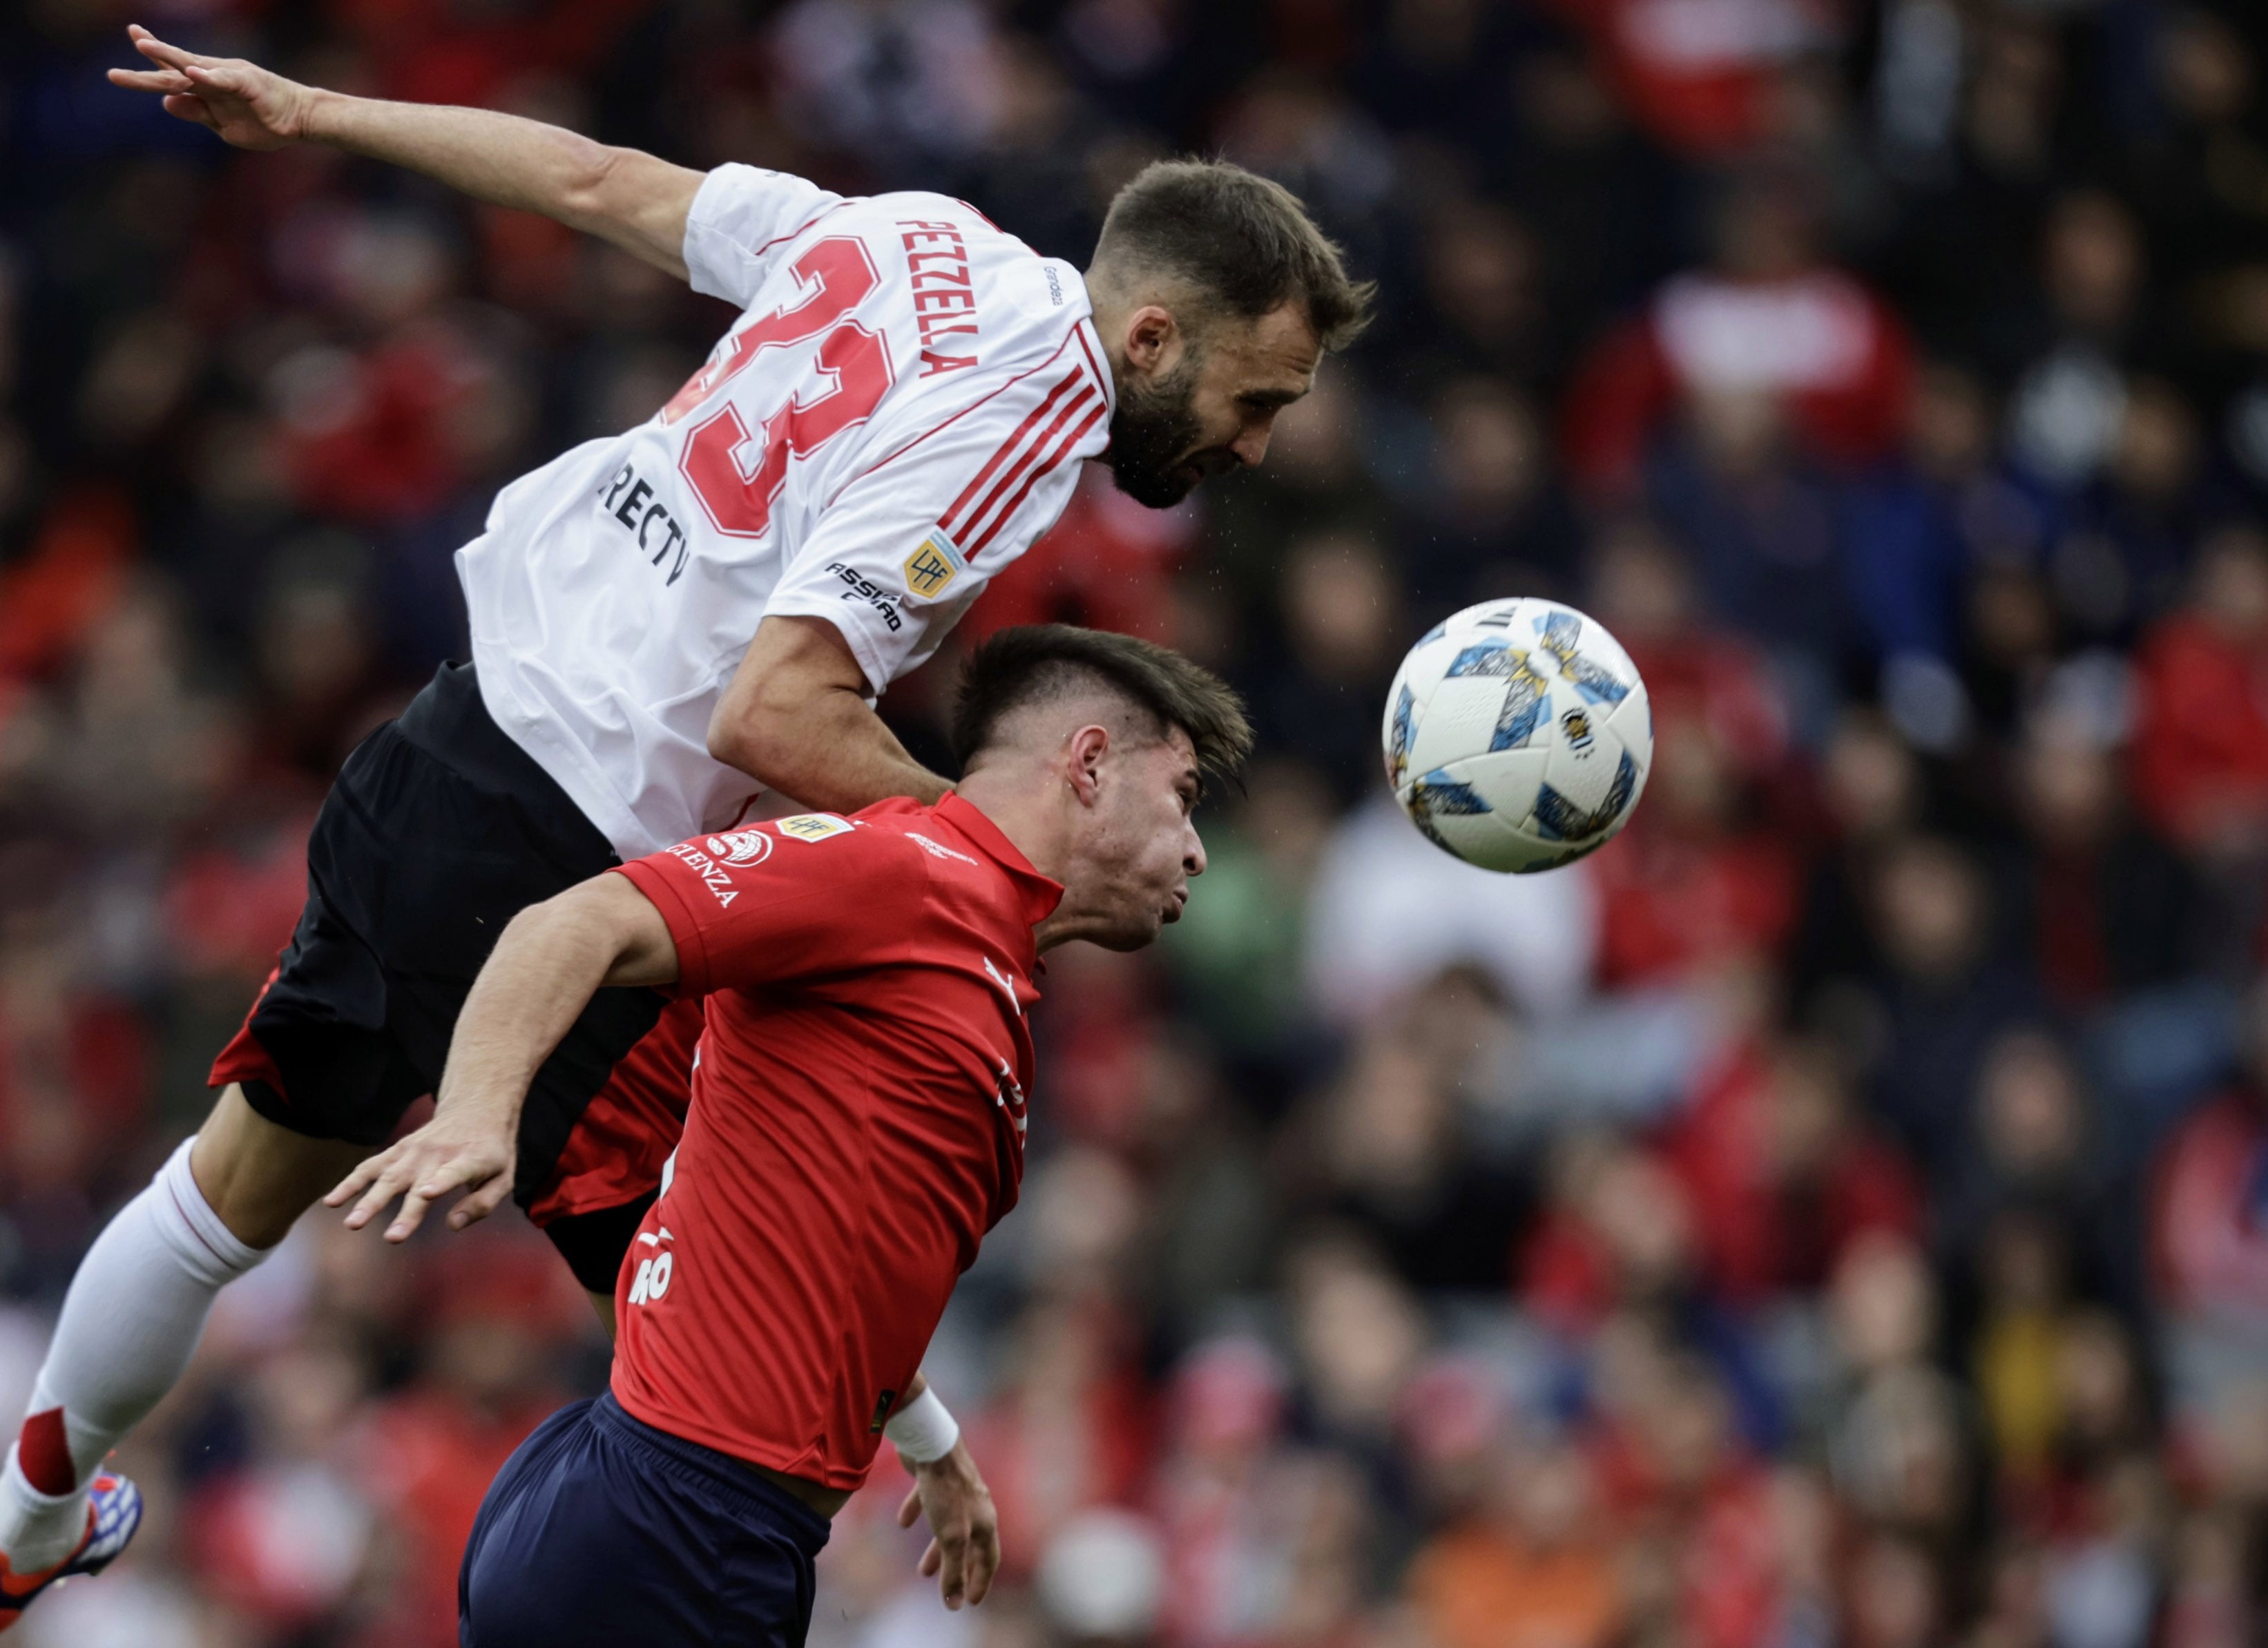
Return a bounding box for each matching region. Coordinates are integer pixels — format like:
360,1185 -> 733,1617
0,1140 -> 267,1571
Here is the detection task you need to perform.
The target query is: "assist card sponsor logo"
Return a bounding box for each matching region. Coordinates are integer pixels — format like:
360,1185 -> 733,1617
776,813 -> 855,843
902,530 -> 966,602
824,562 -> 903,632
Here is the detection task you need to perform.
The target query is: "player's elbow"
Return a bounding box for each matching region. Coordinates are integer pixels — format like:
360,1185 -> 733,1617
707,686 -> 807,792
711,615 -> 870,791
557,140 -> 635,232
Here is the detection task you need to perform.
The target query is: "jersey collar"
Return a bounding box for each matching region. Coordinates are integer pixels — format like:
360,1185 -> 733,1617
934,792 -> 1065,927
1064,269 -> 1118,419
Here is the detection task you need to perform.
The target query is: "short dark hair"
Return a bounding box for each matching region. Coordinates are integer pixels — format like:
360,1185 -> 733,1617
953,624 -> 1253,782
1091,159 -> 1375,352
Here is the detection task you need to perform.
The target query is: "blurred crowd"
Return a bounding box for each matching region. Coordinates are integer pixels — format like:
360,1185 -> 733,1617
6,0 -> 2268,1645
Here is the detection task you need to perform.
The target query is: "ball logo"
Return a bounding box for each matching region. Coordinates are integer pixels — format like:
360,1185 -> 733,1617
1559,707 -> 1595,754
705,831 -> 773,866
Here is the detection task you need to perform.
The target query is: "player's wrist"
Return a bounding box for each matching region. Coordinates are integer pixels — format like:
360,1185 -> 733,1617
291,84 -> 349,147
883,1385 -> 960,1465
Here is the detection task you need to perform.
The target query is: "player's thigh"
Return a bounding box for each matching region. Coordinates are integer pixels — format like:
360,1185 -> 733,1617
189,1086 -> 376,1250
206,714 -> 465,1174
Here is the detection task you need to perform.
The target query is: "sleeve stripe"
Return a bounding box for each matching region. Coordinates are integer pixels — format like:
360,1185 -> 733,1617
741,197 -> 855,262
954,382 -> 1100,554
965,398 -> 1108,557
941,365 -> 1090,538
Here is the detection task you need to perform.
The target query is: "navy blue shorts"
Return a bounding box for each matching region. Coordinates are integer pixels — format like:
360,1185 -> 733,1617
460,1393 -> 832,1648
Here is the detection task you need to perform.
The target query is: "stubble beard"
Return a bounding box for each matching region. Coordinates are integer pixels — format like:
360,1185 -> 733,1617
1104,355 -> 1209,509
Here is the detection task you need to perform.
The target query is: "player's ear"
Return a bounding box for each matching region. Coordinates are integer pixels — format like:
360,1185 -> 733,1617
1065,723 -> 1110,806
1122,305 -> 1178,376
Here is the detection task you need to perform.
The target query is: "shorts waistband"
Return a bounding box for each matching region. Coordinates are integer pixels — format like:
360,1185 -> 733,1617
591,1392 -> 832,1553
395,662 -> 617,867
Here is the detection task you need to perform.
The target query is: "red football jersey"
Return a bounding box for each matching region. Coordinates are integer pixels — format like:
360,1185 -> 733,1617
605,793 -> 1060,1488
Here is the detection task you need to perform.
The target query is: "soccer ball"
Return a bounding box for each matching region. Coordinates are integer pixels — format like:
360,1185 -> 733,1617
1382,597 -> 1652,873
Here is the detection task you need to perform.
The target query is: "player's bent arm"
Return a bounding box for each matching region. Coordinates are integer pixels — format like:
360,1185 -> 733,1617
107,26 -> 701,277
710,616 -> 953,812
323,874 -> 679,1240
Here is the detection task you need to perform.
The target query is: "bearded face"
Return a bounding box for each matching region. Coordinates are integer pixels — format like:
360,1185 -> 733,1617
1103,352 -> 1215,508
1099,301 -> 1321,507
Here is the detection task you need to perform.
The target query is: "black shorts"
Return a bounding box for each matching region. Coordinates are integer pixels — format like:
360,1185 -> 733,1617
211,662 -> 688,1290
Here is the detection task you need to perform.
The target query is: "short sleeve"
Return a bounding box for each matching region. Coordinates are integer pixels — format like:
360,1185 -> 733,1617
683,164 -> 846,308
611,816 -> 924,997
763,343 -> 1112,694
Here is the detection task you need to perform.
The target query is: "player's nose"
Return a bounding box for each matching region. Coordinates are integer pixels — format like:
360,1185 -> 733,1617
1230,412 -> 1279,468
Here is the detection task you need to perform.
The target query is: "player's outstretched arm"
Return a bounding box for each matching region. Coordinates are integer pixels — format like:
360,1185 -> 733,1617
106,24 -> 702,278
323,874 -> 680,1240
712,617 -> 954,812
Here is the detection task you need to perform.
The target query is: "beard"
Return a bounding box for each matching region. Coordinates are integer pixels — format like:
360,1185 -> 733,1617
1104,355 -> 1213,508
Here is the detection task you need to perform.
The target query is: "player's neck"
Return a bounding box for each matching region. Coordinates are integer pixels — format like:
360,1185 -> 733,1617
954,769 -> 1131,952
950,772 -> 1069,884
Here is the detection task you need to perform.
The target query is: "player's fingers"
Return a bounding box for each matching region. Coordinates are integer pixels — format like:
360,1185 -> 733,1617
345,1162 -> 414,1228
132,32 -> 207,71
385,1185 -> 435,1242
896,1486 -> 921,1529
323,1165 -> 372,1209
449,1171 -> 514,1230
108,67 -> 193,90
182,62 -> 253,98
937,1528 -> 968,1608
964,1522 -> 999,1606
917,1537 -> 941,1578
346,1178 -> 409,1232
160,94 -> 220,131
327,1149 -> 398,1211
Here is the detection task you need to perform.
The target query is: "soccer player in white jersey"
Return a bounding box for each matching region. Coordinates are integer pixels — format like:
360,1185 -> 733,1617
0,23 -> 1375,1629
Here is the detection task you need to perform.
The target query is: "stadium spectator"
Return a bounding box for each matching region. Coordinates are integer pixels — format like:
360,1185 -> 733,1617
1563,171 -> 1915,494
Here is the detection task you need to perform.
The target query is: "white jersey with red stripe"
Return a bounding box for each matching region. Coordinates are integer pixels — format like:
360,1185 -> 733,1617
454,163 -> 1114,859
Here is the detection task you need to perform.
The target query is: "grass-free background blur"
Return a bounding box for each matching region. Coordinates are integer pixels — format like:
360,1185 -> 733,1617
7,1 -> 2268,1645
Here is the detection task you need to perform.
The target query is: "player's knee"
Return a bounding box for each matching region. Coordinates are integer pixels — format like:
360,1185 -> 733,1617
191,1086 -> 366,1249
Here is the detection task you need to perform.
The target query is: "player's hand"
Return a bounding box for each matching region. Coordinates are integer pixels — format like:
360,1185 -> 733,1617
322,1108 -> 517,1242
896,1440 -> 999,1611
106,25 -> 318,151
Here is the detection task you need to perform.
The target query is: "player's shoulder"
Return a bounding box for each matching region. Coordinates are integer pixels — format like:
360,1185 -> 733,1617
840,798 -> 1000,883
843,193 -> 1092,349
859,191 -> 1029,258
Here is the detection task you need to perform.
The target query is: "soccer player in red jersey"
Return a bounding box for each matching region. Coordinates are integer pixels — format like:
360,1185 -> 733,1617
327,626 -> 1251,1645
